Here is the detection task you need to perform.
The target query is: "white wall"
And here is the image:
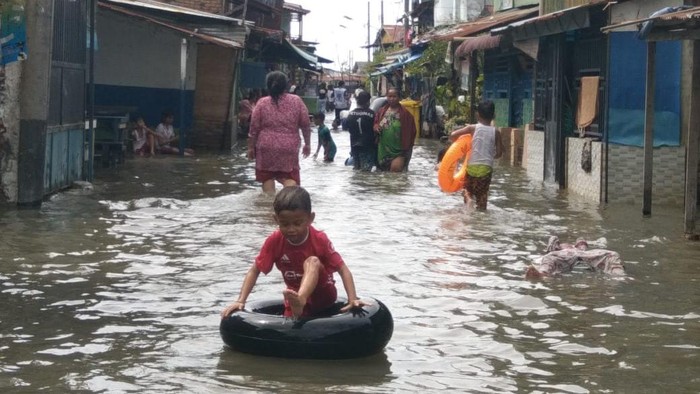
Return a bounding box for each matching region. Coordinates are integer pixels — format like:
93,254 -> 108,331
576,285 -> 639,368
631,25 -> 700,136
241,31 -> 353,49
95,9 -> 197,90
523,126 -> 544,182
566,137 -> 602,202
607,145 -> 686,206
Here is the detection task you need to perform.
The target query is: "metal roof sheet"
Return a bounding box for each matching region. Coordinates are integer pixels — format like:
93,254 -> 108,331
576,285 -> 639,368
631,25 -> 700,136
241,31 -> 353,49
415,6 -> 537,43
601,6 -> 700,32
283,2 -> 310,15
104,0 -> 250,24
99,1 -> 245,48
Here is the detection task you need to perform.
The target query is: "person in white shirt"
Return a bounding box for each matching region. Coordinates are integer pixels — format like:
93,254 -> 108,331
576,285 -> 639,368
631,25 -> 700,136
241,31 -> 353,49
332,81 -> 349,123
449,100 -> 503,210
154,112 -> 194,156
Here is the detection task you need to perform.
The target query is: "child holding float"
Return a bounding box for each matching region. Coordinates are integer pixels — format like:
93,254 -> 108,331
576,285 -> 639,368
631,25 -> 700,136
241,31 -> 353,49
449,100 -> 504,210
220,186 -> 368,319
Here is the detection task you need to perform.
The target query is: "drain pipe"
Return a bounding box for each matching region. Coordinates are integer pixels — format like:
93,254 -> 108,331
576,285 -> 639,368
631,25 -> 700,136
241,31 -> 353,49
88,0 -> 96,181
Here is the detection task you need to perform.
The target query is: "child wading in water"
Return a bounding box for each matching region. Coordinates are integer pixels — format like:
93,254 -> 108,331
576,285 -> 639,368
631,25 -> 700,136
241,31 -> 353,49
312,112 -> 337,162
449,100 -> 503,210
220,186 -> 368,319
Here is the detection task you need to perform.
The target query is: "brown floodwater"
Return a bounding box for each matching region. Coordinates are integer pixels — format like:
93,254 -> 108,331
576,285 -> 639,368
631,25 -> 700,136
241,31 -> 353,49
1,129 -> 698,392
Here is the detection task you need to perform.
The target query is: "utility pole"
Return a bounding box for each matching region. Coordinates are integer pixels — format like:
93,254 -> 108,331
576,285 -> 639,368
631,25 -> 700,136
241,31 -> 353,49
381,0 -> 384,27
404,0 -> 409,46
367,1 -> 371,62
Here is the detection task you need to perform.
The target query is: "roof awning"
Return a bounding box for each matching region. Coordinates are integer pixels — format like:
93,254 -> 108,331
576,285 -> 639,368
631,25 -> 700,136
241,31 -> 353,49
256,39 -> 322,71
455,34 -> 503,57
415,6 -> 538,44
601,6 -> 700,41
491,1 -> 607,40
285,39 -> 317,64
99,0 -> 246,48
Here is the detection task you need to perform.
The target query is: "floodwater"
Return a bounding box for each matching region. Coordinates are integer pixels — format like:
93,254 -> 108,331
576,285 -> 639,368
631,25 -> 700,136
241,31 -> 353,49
1,128 -> 699,393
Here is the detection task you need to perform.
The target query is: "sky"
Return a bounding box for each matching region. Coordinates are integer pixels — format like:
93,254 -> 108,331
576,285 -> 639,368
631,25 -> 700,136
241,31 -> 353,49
292,0 -> 405,70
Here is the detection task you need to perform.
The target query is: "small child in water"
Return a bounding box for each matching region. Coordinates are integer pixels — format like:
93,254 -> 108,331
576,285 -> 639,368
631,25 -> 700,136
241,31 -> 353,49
449,100 -> 504,210
312,112 -> 337,162
220,186 -> 369,319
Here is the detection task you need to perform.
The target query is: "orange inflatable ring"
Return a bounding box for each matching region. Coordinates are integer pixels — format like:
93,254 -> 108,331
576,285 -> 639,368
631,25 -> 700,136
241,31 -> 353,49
438,134 -> 472,193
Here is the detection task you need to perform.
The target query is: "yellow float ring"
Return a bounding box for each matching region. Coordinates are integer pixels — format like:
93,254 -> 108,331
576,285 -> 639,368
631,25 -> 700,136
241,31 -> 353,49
438,134 -> 472,193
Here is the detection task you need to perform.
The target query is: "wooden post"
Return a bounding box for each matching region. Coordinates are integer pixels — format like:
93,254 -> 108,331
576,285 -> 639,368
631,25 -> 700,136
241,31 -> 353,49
179,38 -> 188,156
685,40 -> 700,236
642,41 -> 656,217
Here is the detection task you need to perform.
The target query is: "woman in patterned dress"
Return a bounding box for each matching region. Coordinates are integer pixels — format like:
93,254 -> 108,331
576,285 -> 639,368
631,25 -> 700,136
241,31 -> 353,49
373,88 -> 416,172
248,71 -> 312,194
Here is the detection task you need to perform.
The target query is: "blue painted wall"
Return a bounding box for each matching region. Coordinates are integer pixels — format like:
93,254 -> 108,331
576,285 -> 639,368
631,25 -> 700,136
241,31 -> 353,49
95,85 -> 195,129
608,32 -> 681,147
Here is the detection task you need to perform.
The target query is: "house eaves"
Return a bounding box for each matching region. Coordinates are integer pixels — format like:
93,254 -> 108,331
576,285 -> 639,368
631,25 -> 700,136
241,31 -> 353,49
99,1 -> 246,48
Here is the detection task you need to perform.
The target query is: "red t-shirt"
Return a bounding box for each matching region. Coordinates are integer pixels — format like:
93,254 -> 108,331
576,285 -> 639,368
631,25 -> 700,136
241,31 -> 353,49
255,226 -> 345,315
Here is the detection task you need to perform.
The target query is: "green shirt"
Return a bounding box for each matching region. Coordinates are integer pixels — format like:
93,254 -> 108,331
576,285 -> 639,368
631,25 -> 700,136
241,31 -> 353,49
377,110 -> 402,163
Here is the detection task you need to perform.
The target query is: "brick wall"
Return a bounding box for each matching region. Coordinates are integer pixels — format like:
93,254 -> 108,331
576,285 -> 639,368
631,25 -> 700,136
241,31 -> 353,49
523,126 -> 544,181
499,127 -> 524,166
566,137 -> 602,202
607,145 -> 686,206
161,0 -> 223,14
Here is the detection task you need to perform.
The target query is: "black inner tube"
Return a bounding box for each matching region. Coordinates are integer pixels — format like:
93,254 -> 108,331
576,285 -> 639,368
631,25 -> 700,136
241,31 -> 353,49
220,297 -> 393,359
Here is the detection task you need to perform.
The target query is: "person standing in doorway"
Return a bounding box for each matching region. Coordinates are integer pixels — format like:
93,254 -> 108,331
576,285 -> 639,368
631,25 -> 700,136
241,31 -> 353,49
248,71 -> 312,194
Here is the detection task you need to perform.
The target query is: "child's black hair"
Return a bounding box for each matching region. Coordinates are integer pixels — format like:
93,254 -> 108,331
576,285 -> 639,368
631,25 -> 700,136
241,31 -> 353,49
356,91 -> 371,107
314,112 -> 325,121
273,186 -> 312,214
161,111 -> 174,123
476,100 -> 495,122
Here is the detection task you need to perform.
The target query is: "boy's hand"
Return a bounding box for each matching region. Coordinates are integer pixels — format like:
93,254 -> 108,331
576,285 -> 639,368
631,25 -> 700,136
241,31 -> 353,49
340,298 -> 371,313
220,301 -> 245,319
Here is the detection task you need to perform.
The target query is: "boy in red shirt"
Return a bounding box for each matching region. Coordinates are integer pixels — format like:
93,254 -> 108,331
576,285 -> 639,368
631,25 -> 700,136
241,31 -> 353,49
221,186 -> 368,319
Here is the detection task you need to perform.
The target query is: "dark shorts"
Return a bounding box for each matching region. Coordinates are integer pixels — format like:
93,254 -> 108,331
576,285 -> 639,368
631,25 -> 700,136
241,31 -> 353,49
255,168 -> 301,185
465,172 -> 492,210
353,147 -> 377,171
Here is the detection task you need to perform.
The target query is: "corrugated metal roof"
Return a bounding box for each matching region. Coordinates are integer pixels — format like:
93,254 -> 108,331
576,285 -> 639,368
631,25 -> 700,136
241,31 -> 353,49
602,6 -> 700,32
415,6 -> 537,43
493,1 -> 608,36
283,2 -> 309,15
104,0 -> 250,24
99,1 -> 246,48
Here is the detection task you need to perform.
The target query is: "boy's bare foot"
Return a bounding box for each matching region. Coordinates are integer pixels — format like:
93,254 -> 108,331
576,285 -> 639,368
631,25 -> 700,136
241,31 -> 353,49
283,289 -> 306,318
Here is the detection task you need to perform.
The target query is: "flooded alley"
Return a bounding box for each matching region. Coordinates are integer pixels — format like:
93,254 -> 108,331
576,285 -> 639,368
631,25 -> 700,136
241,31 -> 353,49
1,130 -> 698,393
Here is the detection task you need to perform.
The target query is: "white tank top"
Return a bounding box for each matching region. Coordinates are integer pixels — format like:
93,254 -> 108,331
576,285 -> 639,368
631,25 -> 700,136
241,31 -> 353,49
468,123 -> 496,167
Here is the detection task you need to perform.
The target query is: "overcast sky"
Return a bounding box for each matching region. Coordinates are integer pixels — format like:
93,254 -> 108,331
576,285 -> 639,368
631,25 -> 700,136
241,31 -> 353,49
292,0 -> 405,70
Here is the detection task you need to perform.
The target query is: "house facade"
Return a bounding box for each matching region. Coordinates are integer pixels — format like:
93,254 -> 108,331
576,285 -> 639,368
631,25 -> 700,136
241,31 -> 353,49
1,0 -> 89,206
94,1 -> 248,151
